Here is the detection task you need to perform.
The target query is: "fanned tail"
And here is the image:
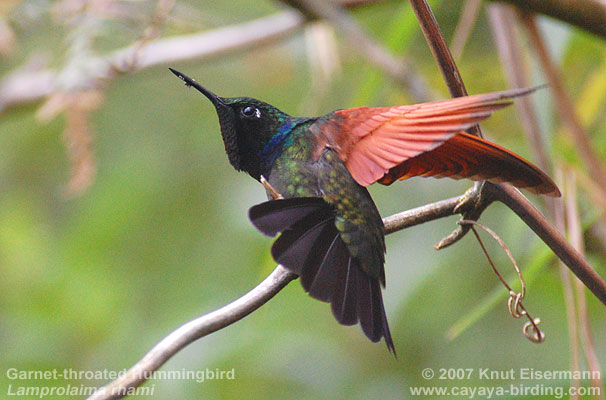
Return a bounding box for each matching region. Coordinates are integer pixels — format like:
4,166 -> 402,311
249,198 -> 395,354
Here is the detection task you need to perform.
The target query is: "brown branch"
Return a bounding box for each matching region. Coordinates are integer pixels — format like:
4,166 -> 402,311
84,195 -> 469,399
408,0 -> 486,248
0,1 -> 434,112
383,196 -> 461,234
0,11 -> 304,112
338,0 -> 386,5
5,2 -> 601,396
408,0 -> 605,307
87,181 -> 606,399
108,12 -> 302,72
492,183 -> 606,306
318,0 -> 606,38
490,0 -> 606,38
87,265 -> 298,400
282,0 -> 389,12
490,8 -> 600,387
409,0 -> 475,106
80,194 -> 478,399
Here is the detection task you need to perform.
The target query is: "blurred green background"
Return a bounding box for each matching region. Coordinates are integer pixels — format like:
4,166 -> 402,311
0,0 -> 604,398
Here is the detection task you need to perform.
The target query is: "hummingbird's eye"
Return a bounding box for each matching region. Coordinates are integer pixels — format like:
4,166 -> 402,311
241,106 -> 261,119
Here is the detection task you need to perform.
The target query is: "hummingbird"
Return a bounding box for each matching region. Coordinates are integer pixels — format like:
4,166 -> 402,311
169,68 -> 560,354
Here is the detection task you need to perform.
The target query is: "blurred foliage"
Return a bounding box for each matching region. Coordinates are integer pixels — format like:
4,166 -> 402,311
0,0 -> 604,399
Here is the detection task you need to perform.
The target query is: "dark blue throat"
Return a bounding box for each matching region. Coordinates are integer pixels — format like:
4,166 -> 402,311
258,118 -> 306,172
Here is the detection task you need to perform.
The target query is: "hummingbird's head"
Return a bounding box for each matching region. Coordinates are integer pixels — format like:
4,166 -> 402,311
170,68 -> 290,180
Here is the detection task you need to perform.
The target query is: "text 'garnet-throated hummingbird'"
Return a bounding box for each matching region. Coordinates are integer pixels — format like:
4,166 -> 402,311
169,67 -> 560,354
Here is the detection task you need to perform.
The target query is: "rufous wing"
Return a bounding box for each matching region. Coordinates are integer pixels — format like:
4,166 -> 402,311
379,132 -> 560,196
322,87 -> 558,196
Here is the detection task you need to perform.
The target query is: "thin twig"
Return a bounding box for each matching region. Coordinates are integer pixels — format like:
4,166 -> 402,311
113,0 -> 177,73
62,94 -> 100,196
450,0 -> 482,62
337,0 -> 389,6
564,171 -> 604,396
488,5 -> 551,174
555,144 -> 583,396
0,2 -> 434,112
88,265 -> 298,400
280,0 -> 431,102
491,182 -> 606,306
0,11 -> 304,112
460,220 -> 526,297
459,219 -> 544,343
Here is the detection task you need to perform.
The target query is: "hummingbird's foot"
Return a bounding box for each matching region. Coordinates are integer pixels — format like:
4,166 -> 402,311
434,181 -> 497,250
260,175 -> 283,200
453,182 -> 484,214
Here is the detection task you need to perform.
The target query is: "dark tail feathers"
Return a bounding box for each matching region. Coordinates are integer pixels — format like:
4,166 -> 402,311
249,197 -> 395,354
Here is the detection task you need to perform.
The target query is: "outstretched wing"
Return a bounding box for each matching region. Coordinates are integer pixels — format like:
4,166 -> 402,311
378,132 -> 560,196
317,87 -> 559,196
249,198 -> 395,354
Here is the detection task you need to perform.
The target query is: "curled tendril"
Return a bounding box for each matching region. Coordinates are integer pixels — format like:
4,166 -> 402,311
508,291 -> 526,318
458,220 -> 544,344
523,318 -> 545,343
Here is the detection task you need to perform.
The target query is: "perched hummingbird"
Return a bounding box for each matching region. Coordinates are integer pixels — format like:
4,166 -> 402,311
169,68 -> 560,354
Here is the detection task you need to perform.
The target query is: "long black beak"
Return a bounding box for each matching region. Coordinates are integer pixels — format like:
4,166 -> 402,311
169,68 -> 224,106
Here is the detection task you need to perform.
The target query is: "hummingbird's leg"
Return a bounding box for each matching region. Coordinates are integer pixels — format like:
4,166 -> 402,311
434,181 -> 498,249
260,175 -> 284,200
453,181 -> 486,214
